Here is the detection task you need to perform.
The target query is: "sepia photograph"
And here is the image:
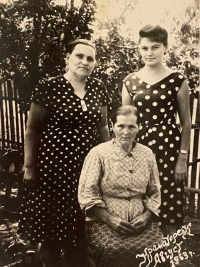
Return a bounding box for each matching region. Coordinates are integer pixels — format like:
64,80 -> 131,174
0,0 -> 199,266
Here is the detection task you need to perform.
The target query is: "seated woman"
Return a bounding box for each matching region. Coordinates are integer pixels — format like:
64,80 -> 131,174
78,105 -> 164,267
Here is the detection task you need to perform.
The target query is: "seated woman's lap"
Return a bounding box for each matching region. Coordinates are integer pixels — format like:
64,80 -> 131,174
85,221 -> 163,267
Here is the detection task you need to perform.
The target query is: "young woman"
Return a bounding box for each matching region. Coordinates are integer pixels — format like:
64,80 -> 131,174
122,25 -> 191,236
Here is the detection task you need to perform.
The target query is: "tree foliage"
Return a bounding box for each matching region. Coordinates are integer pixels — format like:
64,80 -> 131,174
0,0 -> 199,114
0,0 -> 96,110
92,0 -> 199,111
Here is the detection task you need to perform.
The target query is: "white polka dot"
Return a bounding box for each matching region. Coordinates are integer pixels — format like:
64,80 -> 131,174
159,132 -> 163,137
152,102 -> 157,106
138,102 -> 142,106
126,81 -> 130,86
164,189 -> 168,193
153,115 -> 157,120
132,85 -> 137,90
153,90 -> 158,94
170,194 -> 174,198
146,84 -> 151,89
131,75 -> 137,79
145,95 -> 150,100
160,108 -> 165,113
163,202 -> 167,205
159,146 -> 163,150
169,79 -> 175,83
170,157 -> 175,161
161,84 -> 166,89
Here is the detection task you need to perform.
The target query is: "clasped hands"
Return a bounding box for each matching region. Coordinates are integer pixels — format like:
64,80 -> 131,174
108,212 -> 151,236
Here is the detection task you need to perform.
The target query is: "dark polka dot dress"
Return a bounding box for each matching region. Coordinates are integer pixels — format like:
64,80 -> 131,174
18,75 -> 110,246
123,72 -> 186,227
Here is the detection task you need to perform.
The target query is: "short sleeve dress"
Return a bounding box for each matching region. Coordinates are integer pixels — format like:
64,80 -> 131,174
18,75 -> 110,247
123,72 -> 186,227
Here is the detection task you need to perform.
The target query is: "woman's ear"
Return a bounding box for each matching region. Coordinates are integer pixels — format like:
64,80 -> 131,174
164,45 -> 168,55
66,53 -> 70,63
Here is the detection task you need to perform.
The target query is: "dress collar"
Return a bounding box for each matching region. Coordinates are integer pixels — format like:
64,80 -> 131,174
111,138 -> 139,161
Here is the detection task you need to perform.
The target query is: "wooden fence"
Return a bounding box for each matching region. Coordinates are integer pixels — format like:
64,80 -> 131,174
0,78 -> 200,216
0,79 -> 28,150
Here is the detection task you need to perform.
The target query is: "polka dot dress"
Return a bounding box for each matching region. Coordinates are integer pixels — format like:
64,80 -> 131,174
18,75 -> 110,246
123,72 -> 186,226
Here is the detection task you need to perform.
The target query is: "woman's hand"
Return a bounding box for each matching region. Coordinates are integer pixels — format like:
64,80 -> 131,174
174,154 -> 188,184
107,215 -> 136,236
87,207 -> 135,236
131,210 -> 152,233
23,167 -> 38,188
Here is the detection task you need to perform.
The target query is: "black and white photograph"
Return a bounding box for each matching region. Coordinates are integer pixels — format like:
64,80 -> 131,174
0,0 -> 199,266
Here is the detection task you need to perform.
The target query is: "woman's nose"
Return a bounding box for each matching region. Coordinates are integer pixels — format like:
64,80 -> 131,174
82,57 -> 88,65
147,49 -> 153,55
123,128 -> 130,134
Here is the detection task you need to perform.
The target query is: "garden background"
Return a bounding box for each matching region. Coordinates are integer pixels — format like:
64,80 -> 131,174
0,0 -> 199,266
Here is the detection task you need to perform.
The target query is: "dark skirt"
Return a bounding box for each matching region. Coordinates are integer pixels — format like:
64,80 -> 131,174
85,221 -> 165,267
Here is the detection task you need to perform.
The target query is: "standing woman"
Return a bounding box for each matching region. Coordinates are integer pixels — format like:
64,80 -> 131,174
18,39 -> 110,267
122,25 -> 191,236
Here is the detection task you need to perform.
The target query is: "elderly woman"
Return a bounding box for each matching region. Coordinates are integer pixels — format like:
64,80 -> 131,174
78,105 -> 163,267
18,39 -> 110,267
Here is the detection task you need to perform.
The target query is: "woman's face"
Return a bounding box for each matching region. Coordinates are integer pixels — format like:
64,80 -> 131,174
139,37 -> 167,66
66,44 -> 96,78
113,114 -> 139,146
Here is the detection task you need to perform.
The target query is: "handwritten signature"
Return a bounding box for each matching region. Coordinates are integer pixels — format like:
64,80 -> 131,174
136,223 -> 194,267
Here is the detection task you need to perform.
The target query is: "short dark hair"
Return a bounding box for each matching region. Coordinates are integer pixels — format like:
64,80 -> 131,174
139,25 -> 168,46
112,105 -> 140,126
66,39 -> 96,54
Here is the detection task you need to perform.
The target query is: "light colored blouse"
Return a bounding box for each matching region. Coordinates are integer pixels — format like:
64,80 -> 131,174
78,139 -> 161,222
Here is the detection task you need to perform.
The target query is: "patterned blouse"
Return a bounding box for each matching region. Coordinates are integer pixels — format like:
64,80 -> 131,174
78,139 -> 161,222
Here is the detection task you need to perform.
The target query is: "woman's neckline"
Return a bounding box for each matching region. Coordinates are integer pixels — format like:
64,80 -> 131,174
135,71 -> 176,87
62,74 -> 88,100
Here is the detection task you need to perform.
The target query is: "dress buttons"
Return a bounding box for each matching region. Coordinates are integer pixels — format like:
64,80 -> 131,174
127,153 -> 133,157
129,170 -> 133,173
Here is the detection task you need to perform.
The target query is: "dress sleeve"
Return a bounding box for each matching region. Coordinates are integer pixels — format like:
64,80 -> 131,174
31,80 -> 52,109
78,148 -> 106,215
143,153 -> 161,217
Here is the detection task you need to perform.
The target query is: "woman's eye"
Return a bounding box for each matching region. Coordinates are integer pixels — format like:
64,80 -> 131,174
87,57 -> 94,62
